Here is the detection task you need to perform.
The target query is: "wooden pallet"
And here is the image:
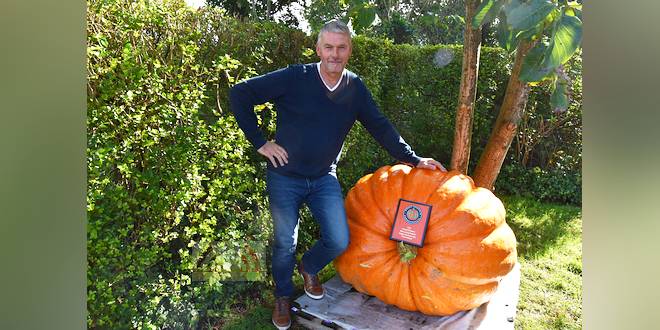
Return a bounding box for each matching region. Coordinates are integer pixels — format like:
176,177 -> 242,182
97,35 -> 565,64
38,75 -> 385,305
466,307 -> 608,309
292,263 -> 520,330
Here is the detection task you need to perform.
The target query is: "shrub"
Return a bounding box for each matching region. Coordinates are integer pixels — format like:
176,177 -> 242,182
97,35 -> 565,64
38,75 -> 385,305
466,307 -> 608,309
87,1 -> 287,327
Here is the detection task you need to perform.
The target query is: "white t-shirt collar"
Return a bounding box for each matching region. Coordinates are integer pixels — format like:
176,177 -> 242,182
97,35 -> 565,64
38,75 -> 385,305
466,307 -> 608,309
316,62 -> 345,92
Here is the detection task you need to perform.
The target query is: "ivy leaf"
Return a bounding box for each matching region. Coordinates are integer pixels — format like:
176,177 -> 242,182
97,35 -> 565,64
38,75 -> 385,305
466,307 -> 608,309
472,0 -> 504,28
505,0 -> 556,31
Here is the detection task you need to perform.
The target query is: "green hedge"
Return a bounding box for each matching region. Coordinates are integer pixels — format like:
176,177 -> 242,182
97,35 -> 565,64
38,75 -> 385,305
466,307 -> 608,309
87,1 -> 299,327
87,0 -> 581,327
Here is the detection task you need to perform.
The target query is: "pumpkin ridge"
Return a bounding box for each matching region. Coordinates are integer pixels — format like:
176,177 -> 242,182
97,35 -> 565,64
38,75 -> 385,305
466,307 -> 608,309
424,173 -> 475,229
347,178 -> 392,236
424,191 -> 506,244
419,170 -> 455,205
418,224 -> 516,283
409,257 -> 463,314
414,255 -> 499,312
346,219 -> 397,255
408,260 -> 423,312
369,165 -> 408,222
421,195 -> 472,245
409,259 -> 447,314
394,264 -> 416,311
423,221 -> 514,246
356,251 -> 401,300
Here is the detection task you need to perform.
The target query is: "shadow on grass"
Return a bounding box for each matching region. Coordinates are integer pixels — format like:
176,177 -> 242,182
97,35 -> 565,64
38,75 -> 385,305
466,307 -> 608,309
202,253 -> 333,329
220,285 -> 310,330
501,196 -> 582,259
190,281 -> 275,329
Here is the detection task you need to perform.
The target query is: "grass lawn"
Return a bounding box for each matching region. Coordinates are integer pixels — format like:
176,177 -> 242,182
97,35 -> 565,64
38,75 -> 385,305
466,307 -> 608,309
217,195 -> 582,329
502,196 -> 582,329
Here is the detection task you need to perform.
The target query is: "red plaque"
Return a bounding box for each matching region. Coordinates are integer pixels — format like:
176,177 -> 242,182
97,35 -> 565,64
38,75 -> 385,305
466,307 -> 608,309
389,199 -> 432,247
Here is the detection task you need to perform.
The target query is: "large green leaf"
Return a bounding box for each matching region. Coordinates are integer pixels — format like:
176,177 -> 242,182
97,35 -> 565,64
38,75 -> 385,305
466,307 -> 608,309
515,22 -> 544,42
356,5 -> 376,29
348,1 -> 376,34
472,0 -> 505,28
567,1 -> 582,11
542,14 -> 582,70
550,79 -> 569,112
504,0 -> 556,31
497,13 -> 517,52
520,41 -> 554,82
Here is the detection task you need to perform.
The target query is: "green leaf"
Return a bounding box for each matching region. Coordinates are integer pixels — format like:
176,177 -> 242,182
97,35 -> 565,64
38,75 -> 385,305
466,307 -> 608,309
544,6 -> 562,25
515,22 -> 544,42
472,0 -> 504,28
496,13 -> 517,52
356,5 -> 376,30
551,79 -> 569,112
519,41 -> 554,82
567,1 -> 582,11
419,14 -> 439,26
542,14 -> 582,70
505,0 -> 556,31
564,7 -> 576,16
246,271 -> 259,281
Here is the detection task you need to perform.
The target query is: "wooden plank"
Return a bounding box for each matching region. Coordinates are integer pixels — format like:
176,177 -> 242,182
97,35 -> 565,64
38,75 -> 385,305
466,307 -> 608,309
293,263 -> 521,329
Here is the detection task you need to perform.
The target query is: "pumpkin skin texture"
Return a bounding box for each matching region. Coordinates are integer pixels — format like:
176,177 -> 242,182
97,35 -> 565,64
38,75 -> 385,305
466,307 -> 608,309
334,164 -> 517,316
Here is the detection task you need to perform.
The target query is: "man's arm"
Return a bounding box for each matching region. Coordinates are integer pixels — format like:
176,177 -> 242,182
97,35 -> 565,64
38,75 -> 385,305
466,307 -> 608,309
229,66 -> 292,150
356,81 -> 445,171
229,66 -> 292,167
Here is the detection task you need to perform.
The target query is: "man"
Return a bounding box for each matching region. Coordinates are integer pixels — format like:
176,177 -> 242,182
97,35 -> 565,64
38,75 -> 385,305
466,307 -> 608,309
230,20 -> 445,329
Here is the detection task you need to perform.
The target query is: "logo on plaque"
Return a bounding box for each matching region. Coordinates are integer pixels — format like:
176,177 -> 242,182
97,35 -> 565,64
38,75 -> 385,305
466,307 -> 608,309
403,205 -> 423,225
390,199 -> 432,247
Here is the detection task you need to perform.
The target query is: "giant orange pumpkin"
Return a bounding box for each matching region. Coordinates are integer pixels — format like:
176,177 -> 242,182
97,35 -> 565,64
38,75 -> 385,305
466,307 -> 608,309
334,164 -> 517,316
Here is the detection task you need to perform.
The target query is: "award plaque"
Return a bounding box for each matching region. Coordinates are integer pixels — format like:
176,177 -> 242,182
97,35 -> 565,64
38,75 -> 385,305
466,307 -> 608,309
389,199 -> 432,247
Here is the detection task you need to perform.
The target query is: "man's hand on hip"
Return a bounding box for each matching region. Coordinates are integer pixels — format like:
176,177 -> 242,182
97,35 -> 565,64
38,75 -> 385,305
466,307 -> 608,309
416,157 -> 447,171
258,141 -> 289,167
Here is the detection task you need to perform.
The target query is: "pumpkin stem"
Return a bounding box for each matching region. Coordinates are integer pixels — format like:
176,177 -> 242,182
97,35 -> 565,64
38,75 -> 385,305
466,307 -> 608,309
397,241 -> 417,263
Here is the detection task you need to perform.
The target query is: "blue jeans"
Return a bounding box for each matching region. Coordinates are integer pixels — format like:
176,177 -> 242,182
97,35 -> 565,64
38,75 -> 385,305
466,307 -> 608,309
266,170 -> 350,298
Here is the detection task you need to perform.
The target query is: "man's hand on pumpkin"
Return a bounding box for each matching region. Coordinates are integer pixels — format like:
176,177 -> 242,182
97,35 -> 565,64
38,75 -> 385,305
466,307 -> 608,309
258,140 -> 289,167
416,158 -> 446,171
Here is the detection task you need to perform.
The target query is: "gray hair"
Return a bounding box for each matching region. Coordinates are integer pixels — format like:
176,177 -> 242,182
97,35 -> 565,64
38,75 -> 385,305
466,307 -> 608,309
317,19 -> 351,45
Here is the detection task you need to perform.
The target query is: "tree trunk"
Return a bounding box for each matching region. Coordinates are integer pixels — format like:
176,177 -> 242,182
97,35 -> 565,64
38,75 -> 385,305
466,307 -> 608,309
472,40 -> 535,190
450,0 -> 482,174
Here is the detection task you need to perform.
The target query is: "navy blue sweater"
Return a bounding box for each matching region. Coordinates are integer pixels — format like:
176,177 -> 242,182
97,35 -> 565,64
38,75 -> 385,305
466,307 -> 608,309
229,63 -> 421,178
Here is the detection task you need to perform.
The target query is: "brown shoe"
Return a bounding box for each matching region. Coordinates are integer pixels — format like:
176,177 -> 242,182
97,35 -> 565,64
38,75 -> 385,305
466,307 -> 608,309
272,296 -> 291,330
298,261 -> 324,299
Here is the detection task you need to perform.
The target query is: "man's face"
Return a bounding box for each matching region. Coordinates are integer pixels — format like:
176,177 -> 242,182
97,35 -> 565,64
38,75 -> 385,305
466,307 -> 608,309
316,31 -> 352,75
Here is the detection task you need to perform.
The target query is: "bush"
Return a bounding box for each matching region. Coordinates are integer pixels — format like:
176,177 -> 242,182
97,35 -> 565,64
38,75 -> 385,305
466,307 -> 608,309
86,1 -> 299,327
